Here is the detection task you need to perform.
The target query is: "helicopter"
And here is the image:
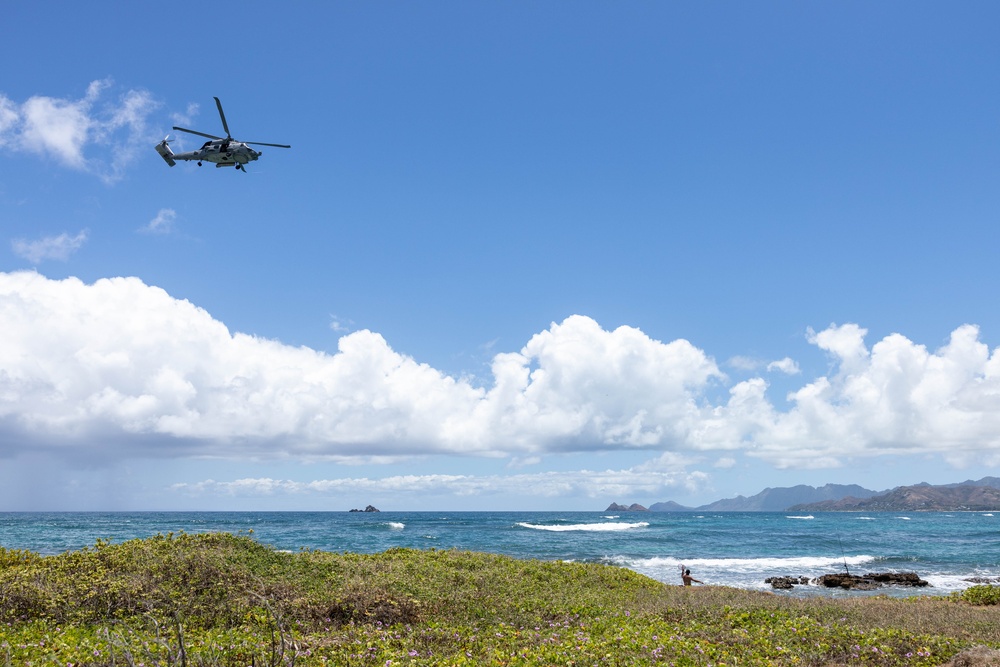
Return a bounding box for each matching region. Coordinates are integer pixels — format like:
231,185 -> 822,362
155,97 -> 289,171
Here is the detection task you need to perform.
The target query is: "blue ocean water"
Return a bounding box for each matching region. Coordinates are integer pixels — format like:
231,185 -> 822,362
1,511 -> 997,597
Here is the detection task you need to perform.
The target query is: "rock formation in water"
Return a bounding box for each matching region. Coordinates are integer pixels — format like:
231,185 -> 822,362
349,505 -> 381,512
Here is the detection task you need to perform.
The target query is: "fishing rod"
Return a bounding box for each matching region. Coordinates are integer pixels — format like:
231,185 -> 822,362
837,534 -> 851,576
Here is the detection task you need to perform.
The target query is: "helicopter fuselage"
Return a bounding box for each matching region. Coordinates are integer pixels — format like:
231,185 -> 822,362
170,139 -> 260,168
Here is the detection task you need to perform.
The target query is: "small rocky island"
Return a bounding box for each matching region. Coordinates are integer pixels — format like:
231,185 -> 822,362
348,505 -> 380,513
605,502 -> 649,512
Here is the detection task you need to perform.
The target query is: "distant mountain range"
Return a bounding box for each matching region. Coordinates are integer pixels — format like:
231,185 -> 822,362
642,477 -> 1000,512
789,477 -> 1000,512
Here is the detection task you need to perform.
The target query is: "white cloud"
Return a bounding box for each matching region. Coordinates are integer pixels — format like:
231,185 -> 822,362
754,323 -> 1000,467
141,208 -> 177,235
11,230 -> 88,263
171,459 -> 705,500
766,357 -> 800,375
506,455 -> 541,469
0,81 -> 159,183
730,356 -> 800,376
2,273 -> 1000,475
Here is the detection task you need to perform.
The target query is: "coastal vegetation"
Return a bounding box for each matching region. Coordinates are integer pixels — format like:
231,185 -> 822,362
0,532 -> 998,665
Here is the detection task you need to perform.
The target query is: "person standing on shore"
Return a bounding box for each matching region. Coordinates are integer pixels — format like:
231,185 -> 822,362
682,568 -> 702,586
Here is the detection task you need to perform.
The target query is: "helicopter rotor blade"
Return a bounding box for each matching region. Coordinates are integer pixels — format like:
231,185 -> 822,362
245,141 -> 291,148
172,126 -> 224,141
214,97 -> 232,139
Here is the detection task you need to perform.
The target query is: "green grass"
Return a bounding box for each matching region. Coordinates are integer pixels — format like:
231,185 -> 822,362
0,532 -> 997,665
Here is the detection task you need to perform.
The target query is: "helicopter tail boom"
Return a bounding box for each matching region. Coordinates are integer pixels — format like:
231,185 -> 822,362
155,139 -> 176,167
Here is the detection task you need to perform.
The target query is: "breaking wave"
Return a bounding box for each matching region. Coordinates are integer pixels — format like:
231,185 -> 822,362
517,521 -> 649,532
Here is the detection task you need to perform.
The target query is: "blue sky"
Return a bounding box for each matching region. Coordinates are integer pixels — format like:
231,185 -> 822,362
2,2 -> 999,511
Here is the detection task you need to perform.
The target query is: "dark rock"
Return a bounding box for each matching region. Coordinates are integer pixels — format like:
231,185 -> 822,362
815,572 -> 929,590
815,574 -> 881,590
862,571 -> 929,586
765,576 -> 809,590
348,505 -> 381,512
964,577 -> 1000,584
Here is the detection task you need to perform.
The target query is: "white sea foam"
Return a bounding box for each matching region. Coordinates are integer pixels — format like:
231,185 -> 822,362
923,572 -> 997,593
786,515 -> 814,520
609,554 -> 876,573
517,521 -> 649,532
982,513 -> 994,517
856,517 -> 876,520
607,553 -> 883,592
602,515 -> 620,519
385,522 -> 405,530
897,516 -> 911,520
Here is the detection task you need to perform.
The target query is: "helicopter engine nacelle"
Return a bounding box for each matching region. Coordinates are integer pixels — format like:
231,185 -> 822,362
155,139 -> 176,167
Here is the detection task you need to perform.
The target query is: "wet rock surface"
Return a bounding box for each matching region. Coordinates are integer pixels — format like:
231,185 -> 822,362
765,572 -> 930,590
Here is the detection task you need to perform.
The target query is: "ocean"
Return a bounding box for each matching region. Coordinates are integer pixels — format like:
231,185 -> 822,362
1,511 -> 997,598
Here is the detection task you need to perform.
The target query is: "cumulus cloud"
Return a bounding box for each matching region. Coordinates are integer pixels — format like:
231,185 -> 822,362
2,271 -> 1000,473
0,80 -> 158,183
11,230 -> 88,263
753,323 -> 1000,467
0,272 -> 725,460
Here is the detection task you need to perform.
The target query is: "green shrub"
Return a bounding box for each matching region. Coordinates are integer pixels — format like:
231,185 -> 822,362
958,585 -> 1000,606
0,533 -> 996,665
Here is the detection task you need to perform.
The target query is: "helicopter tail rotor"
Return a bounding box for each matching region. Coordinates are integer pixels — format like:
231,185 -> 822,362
154,136 -> 176,167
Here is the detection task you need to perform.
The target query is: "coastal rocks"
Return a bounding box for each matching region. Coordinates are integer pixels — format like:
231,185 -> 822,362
964,577 -> 1000,584
816,572 -> 929,590
764,576 -> 810,590
765,572 -> 929,590
605,503 -> 649,512
349,505 -> 380,513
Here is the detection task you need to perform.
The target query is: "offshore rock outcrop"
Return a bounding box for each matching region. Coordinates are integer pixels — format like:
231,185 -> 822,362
605,503 -> 649,512
349,505 -> 381,513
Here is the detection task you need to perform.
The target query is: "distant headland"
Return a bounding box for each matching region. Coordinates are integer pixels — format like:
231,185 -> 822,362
611,477 -> 1000,513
